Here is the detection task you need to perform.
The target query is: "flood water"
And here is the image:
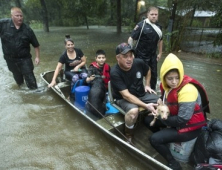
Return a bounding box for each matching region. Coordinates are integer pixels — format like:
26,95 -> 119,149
0,26 -> 222,170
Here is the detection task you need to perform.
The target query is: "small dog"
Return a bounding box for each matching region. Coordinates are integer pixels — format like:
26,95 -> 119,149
149,104 -> 170,126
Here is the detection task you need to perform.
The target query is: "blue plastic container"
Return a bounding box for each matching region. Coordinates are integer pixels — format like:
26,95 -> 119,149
74,86 -> 90,109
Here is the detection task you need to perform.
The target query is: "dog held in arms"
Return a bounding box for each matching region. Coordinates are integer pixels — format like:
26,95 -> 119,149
85,67 -> 106,118
149,104 -> 170,126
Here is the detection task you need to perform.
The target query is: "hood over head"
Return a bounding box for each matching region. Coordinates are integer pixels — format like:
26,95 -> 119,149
160,53 -> 184,91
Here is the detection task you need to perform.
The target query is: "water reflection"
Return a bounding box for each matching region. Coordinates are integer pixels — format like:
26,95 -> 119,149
181,60 -> 222,119
0,26 -> 221,169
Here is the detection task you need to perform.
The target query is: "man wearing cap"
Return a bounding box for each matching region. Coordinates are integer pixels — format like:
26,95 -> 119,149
110,42 -> 161,143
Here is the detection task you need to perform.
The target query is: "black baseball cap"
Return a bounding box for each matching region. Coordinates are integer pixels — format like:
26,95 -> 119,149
116,43 -> 134,55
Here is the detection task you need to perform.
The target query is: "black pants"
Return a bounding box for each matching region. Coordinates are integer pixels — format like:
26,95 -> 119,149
5,57 -> 37,89
144,115 -> 201,163
141,57 -> 158,90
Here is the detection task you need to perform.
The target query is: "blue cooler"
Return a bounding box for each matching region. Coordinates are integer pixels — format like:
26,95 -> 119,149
74,86 -> 90,110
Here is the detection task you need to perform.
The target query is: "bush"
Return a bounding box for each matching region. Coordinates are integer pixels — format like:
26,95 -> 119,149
29,20 -> 43,29
206,52 -> 222,58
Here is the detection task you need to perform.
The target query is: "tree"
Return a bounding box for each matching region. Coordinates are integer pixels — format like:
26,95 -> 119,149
110,0 -> 115,21
0,0 -> 13,18
209,0 -> 222,47
165,0 -> 222,51
39,0 -> 49,32
116,0 -> 121,33
134,0 -> 139,23
15,0 -> 22,7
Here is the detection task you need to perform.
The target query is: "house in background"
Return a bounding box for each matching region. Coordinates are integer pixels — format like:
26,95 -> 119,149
191,11 -> 216,27
138,6 -> 216,28
176,9 -> 216,27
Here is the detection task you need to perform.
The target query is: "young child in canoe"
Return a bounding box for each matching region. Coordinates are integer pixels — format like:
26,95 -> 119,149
85,50 -> 111,118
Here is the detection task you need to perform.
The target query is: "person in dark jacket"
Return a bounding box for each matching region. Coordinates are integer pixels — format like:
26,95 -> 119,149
0,7 -> 40,89
128,6 -> 163,90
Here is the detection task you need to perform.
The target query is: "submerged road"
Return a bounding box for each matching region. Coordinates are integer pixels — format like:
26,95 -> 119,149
0,26 -> 221,169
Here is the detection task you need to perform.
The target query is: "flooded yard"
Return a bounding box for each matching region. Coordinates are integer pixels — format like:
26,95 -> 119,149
0,26 -> 221,170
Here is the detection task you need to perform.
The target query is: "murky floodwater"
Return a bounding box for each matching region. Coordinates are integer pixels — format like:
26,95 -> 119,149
0,26 -> 221,170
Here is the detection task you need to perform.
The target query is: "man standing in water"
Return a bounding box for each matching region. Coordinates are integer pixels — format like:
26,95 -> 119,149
128,6 -> 163,90
0,7 -> 40,89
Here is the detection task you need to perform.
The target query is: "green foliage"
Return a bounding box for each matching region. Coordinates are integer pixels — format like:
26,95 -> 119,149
29,20 -> 43,29
191,19 -> 203,27
0,0 -> 14,18
206,52 -> 222,58
163,30 -> 179,53
145,0 -> 167,7
24,0 -> 42,22
22,0 -> 109,27
123,18 -> 136,33
165,0 -> 222,51
1,0 -> 221,54
213,30 -> 222,47
211,9 -> 222,28
158,8 -> 171,29
87,17 -> 102,26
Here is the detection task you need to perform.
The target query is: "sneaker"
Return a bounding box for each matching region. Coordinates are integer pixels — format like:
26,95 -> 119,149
168,160 -> 182,170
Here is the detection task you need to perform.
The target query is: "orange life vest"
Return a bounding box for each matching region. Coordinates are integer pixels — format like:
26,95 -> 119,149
160,75 -> 210,133
90,62 -> 110,89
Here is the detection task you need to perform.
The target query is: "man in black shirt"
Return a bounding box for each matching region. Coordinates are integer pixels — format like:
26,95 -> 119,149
0,7 -> 40,89
110,42 -> 161,143
128,6 -> 163,90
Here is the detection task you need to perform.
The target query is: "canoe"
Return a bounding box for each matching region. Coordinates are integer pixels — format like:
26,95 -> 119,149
40,70 -> 193,170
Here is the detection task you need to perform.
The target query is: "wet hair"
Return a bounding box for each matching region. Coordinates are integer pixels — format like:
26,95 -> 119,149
165,69 -> 179,78
64,34 -> 74,44
95,49 -> 106,57
11,7 -> 22,15
147,6 -> 158,13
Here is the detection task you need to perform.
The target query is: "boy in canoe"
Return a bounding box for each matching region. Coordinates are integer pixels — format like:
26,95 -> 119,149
86,49 -> 110,90
85,50 -> 111,118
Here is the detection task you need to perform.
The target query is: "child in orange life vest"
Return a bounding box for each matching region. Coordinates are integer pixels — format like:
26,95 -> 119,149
86,49 -> 110,90
85,50 -> 111,117
144,53 -> 209,170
